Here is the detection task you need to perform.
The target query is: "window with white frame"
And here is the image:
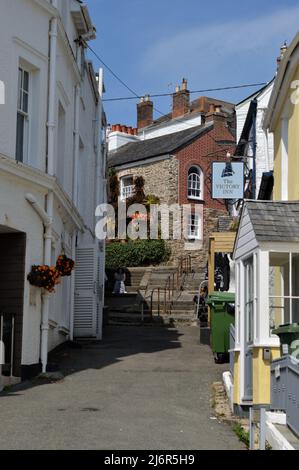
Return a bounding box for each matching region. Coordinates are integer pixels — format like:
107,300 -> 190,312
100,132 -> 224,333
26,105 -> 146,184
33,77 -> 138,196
244,257 -> 254,344
188,166 -> 203,200
269,252 -> 299,330
16,67 -> 29,162
121,176 -> 134,200
188,213 -> 200,240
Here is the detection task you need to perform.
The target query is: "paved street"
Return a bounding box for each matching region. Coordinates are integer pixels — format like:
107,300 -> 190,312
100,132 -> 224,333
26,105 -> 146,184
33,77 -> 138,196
0,325 -> 244,450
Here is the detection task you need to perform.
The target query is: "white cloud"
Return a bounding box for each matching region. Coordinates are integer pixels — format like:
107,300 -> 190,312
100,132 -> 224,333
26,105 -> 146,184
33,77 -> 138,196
141,6 -> 299,81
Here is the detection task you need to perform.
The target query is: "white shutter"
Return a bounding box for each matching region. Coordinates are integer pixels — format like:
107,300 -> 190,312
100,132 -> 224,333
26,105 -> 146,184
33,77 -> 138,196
74,245 -> 97,338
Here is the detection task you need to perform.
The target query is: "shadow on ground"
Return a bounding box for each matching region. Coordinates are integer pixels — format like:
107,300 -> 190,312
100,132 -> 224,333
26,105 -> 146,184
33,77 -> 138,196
0,325 -> 183,396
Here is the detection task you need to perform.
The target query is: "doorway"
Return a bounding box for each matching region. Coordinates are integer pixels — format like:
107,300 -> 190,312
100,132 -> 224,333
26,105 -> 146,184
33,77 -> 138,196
0,230 -> 26,378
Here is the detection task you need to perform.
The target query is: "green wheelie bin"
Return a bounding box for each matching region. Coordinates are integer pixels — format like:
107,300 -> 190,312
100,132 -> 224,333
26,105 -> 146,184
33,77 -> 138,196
273,323 -> 299,358
206,292 -> 235,364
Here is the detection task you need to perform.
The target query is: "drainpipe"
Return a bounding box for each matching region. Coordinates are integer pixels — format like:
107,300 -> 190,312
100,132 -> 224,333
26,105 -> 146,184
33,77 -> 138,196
25,194 -> 51,226
39,0 -> 58,373
25,192 -> 53,373
252,99 -> 257,200
69,233 -> 77,341
97,68 -> 104,205
68,42 -> 82,342
73,84 -> 80,207
96,68 -> 106,340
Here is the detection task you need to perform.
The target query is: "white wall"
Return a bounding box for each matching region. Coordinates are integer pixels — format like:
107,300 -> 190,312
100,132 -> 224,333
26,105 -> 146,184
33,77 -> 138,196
140,113 -> 202,140
108,131 -> 139,152
256,85 -> 274,195
235,84 -> 274,199
0,0 -> 105,370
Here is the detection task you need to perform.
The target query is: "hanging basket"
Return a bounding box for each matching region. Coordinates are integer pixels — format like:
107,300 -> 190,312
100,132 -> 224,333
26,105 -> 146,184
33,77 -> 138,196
56,255 -> 75,277
27,265 -> 60,293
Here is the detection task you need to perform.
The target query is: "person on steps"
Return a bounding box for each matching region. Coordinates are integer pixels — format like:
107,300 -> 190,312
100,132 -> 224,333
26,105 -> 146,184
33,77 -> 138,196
113,268 -> 126,294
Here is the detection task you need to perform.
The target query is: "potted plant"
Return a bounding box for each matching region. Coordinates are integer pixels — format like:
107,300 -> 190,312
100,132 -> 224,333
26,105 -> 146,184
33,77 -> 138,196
27,265 -> 60,293
56,255 -> 75,277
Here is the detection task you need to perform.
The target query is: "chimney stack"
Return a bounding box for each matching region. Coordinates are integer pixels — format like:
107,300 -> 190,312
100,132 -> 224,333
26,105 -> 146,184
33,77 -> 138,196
205,103 -> 227,126
172,78 -> 190,119
137,95 -> 153,129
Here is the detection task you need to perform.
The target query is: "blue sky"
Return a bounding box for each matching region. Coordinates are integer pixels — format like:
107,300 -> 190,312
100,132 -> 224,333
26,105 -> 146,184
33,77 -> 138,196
86,0 -> 299,127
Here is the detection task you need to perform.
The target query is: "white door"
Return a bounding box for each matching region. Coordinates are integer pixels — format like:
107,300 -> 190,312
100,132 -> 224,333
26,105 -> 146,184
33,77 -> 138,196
74,245 -> 98,338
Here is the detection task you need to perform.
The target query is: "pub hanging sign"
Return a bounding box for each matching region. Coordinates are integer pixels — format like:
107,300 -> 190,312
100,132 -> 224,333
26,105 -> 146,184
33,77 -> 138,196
212,162 -> 244,200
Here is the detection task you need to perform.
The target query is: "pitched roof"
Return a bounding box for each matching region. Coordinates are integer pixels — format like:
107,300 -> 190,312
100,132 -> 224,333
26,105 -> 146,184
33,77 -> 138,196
245,200 -> 299,243
108,122 -> 214,168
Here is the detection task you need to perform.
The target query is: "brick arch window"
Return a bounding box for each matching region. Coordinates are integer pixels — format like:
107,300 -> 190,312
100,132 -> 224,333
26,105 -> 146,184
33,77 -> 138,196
188,165 -> 203,200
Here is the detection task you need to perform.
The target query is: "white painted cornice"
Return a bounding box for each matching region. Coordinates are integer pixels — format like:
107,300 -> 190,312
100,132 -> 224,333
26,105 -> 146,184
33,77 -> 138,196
32,0 -> 58,17
264,32 -> 299,131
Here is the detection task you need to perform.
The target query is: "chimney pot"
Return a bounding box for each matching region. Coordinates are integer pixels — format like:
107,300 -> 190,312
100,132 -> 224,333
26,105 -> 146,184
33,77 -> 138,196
182,78 -> 188,91
277,42 -> 288,70
172,79 -> 190,119
280,41 -> 288,57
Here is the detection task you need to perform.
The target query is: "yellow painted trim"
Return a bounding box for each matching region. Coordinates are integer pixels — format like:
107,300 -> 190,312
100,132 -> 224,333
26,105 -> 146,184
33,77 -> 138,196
233,351 -> 241,405
252,346 -> 280,405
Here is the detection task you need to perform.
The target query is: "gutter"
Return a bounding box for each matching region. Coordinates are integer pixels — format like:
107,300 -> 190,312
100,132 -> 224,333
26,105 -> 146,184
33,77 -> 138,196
81,5 -> 96,40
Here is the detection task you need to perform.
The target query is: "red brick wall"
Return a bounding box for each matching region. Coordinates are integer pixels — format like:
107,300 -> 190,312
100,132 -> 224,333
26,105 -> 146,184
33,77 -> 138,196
176,121 -> 236,211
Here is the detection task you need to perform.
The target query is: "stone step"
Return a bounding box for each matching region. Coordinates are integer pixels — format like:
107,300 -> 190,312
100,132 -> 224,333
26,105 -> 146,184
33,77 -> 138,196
109,312 -> 152,319
152,314 -> 198,325
171,304 -> 195,311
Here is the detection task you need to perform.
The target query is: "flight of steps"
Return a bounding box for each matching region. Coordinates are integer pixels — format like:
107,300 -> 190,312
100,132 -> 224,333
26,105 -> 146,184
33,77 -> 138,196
105,265 -> 207,326
106,292 -> 151,326
125,267 -> 150,293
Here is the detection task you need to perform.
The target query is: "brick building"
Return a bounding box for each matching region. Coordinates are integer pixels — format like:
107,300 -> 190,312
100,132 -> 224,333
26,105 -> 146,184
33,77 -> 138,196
108,80 -> 236,270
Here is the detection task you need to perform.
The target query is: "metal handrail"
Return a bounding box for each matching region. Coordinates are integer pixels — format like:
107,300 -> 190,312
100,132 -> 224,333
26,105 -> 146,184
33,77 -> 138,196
147,256 -> 193,317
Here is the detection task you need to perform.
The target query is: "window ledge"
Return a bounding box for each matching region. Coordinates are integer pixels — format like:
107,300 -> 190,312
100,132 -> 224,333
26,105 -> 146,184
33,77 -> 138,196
188,197 -> 204,202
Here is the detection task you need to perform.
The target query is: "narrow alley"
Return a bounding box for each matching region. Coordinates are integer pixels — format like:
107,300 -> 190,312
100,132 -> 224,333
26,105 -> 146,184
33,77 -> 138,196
0,326 -> 244,450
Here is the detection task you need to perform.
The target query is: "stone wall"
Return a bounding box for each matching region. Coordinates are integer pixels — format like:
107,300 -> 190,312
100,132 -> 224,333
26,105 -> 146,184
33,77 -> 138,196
116,157 -> 179,205
167,207 -> 228,271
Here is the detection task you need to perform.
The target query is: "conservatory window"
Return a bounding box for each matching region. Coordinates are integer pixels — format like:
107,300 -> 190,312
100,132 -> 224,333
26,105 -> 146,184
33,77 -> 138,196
269,252 -> 299,330
244,257 -> 254,344
188,166 -> 203,200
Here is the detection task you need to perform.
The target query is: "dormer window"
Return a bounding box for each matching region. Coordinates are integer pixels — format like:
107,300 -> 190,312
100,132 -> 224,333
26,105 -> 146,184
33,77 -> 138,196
188,166 -> 203,200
